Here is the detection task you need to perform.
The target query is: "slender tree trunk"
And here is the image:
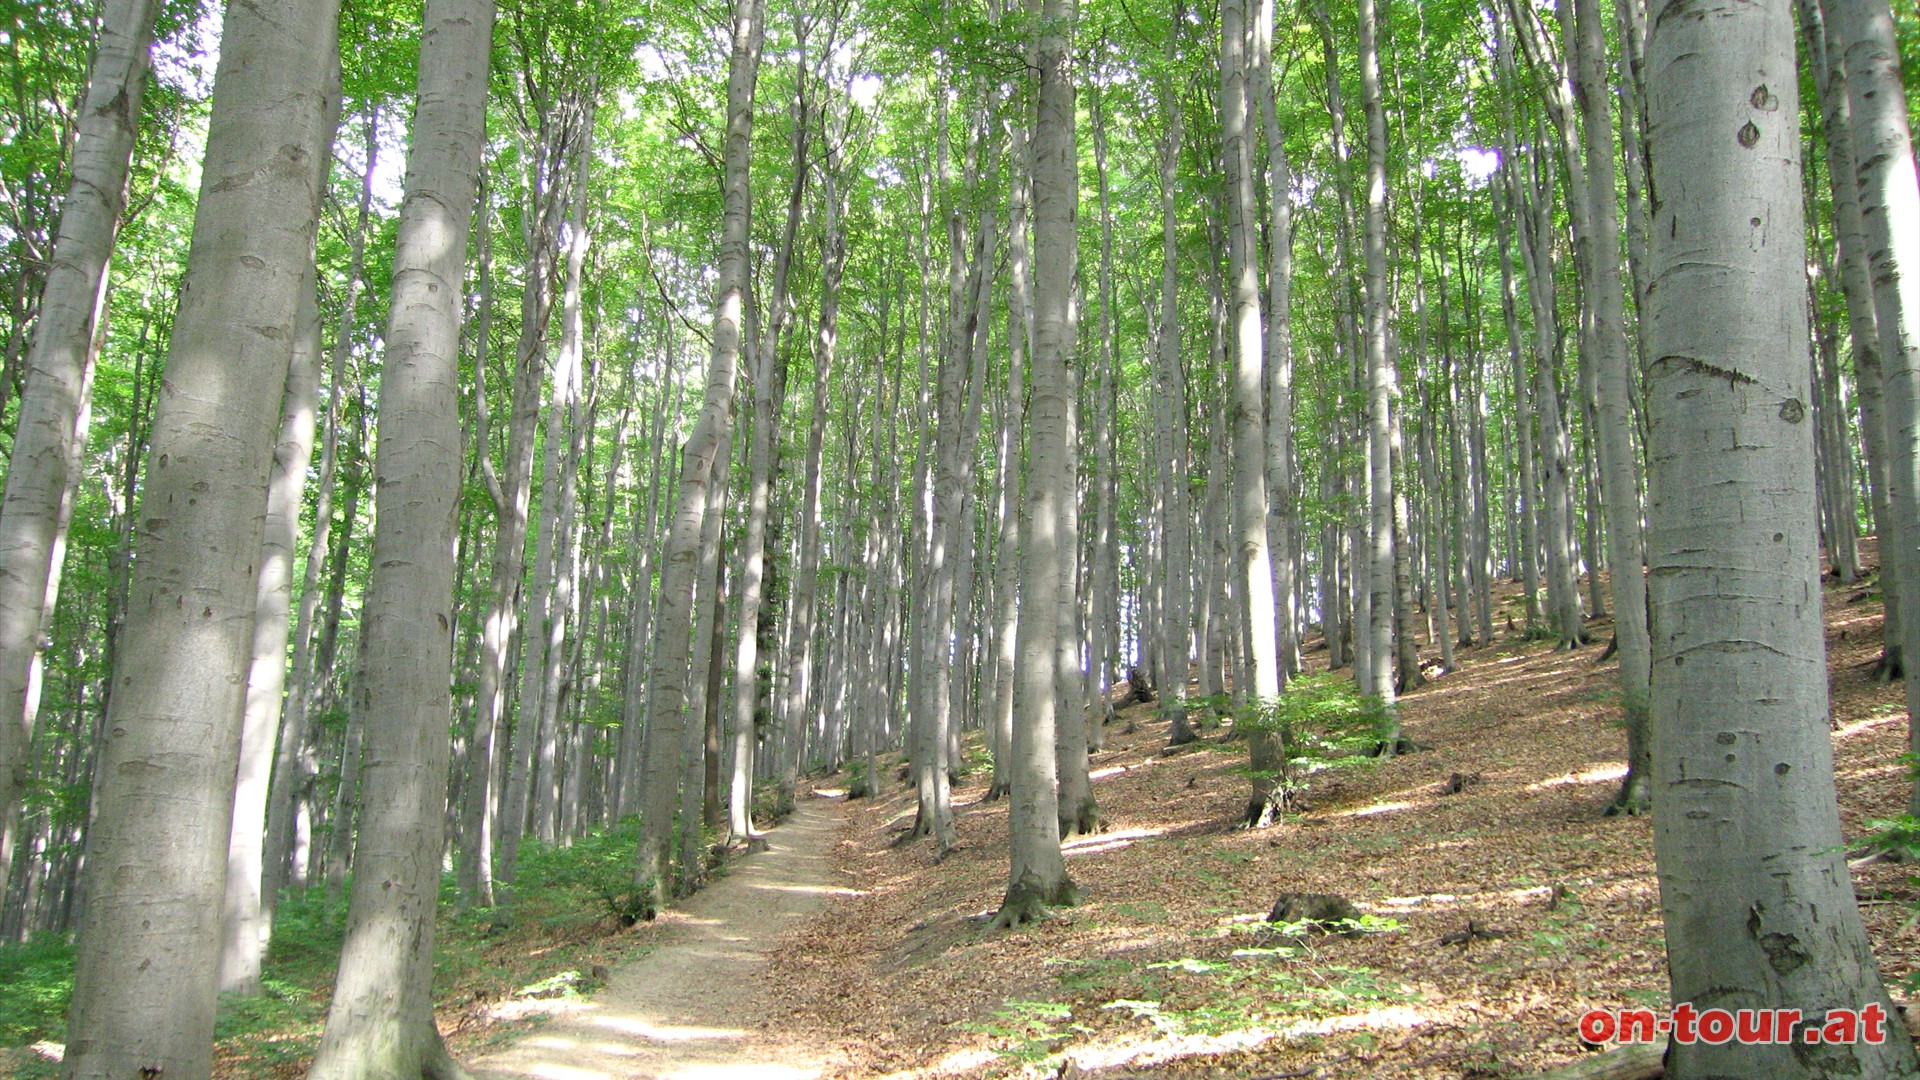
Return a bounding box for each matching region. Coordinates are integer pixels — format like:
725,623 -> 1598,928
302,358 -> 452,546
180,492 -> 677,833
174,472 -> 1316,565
63,1 -> 338,1072
530,118 -> 596,845
306,1 -> 490,1073
989,117 -> 1032,795
1830,0 -> 1920,814
1222,0 -> 1286,827
1565,0 -> 1654,814
0,0 -> 159,909
266,112 -> 377,915
636,0 -> 764,907
1156,86 -> 1196,748
1255,0 -> 1297,680
732,61 -> 810,840
1357,0 -> 1400,744
994,0 -> 1080,930
1643,2 -> 1920,1073
1804,0 -> 1894,634
221,211 -> 334,995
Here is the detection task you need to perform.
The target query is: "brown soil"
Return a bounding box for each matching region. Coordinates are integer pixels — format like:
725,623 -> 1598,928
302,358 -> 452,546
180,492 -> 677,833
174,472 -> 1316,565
754,550 -> 1920,1078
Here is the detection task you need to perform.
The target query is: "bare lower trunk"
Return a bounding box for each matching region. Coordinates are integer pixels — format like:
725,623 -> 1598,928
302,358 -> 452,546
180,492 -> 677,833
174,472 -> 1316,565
1358,0 -> 1399,744
636,0 -> 764,907
995,0 -> 1079,930
63,2 -> 338,1072
1642,3 -> 1919,1072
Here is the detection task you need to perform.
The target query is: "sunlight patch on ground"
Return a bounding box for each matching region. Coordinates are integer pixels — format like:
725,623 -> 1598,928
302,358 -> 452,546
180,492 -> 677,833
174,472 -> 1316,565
1066,1004 -> 1427,1074
1836,762 -> 1905,781
588,1015 -> 747,1042
1525,764 -> 1626,792
525,1064 -> 612,1080
1063,826 -> 1167,857
748,881 -> 866,897
1835,712 -> 1905,740
662,1065 -> 823,1079
1327,799 -> 1418,819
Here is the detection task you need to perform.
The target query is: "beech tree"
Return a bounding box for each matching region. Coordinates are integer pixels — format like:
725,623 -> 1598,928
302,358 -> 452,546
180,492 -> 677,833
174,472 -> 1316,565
994,0 -> 1079,930
61,0 -> 339,1073
1643,0 -> 1919,1075
0,0 -> 159,911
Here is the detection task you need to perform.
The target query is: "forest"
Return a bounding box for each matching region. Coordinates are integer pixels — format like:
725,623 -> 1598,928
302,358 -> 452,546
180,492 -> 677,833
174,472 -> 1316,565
2,0 -> 1920,1075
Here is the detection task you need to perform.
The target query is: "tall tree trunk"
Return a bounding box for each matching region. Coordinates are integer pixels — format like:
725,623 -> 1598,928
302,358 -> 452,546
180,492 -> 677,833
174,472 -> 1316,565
0,0 -> 159,909
63,1 -> 338,1072
1223,0 -> 1286,828
1357,0 -> 1400,742
529,116 -> 596,846
1493,175 -> 1542,635
612,331 -> 676,819
265,111 -> 378,916
306,0 -> 490,1072
1804,0 -> 1895,653
732,55 -> 809,840
487,86 -> 585,885
994,0 -> 1080,930
1156,83 -> 1196,748
221,218 -> 334,996
989,115 -> 1032,794
1255,0 -> 1297,680
781,140 -> 843,798
636,0 -> 765,907
1642,2 -> 1919,1073
1830,0 -> 1920,813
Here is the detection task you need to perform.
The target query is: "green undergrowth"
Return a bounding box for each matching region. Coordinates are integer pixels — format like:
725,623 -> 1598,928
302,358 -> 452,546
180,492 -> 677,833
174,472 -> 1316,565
0,819 -> 670,1074
985,938 -> 1417,1073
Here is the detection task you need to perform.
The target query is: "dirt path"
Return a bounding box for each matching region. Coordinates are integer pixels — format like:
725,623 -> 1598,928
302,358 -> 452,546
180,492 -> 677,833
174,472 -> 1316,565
469,796 -> 850,1080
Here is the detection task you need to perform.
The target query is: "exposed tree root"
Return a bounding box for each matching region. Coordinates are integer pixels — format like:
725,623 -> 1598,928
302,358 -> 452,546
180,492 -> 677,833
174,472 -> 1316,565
1060,797 -> 1106,839
1604,772 -> 1651,817
991,872 -> 1080,930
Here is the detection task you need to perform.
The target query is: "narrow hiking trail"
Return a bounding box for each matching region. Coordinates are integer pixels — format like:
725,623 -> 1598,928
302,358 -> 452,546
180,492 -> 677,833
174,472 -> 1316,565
469,797 -> 854,1080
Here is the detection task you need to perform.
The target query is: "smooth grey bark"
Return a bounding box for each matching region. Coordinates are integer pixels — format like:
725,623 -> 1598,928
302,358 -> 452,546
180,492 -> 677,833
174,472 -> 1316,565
221,234 -> 329,997
613,333 -> 676,818
1357,0 -> 1399,740
681,417 -> 731,885
994,0 -> 1079,930
780,124 -> 845,796
484,84 -> 585,887
1493,175 -> 1542,634
1830,0 -> 1920,814
1255,0 -> 1297,681
988,116 -> 1032,797
1569,0 -> 1653,814
1223,0 -> 1285,828
264,112 -> 377,917
1156,86 -> 1196,748
1222,0 -> 1280,711
1496,14 -> 1584,650
1804,0 -> 1893,626
1643,2 -> 1919,1074
636,0 -> 764,908
732,59 -> 809,841
1088,74 -> 1117,738
0,0 -> 159,910
529,117 -> 595,846
62,1 -> 339,1073
305,0 -> 490,1073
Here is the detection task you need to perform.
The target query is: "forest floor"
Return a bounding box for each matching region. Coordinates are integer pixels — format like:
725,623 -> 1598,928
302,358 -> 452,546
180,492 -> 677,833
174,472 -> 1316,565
741,554 -> 1920,1079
